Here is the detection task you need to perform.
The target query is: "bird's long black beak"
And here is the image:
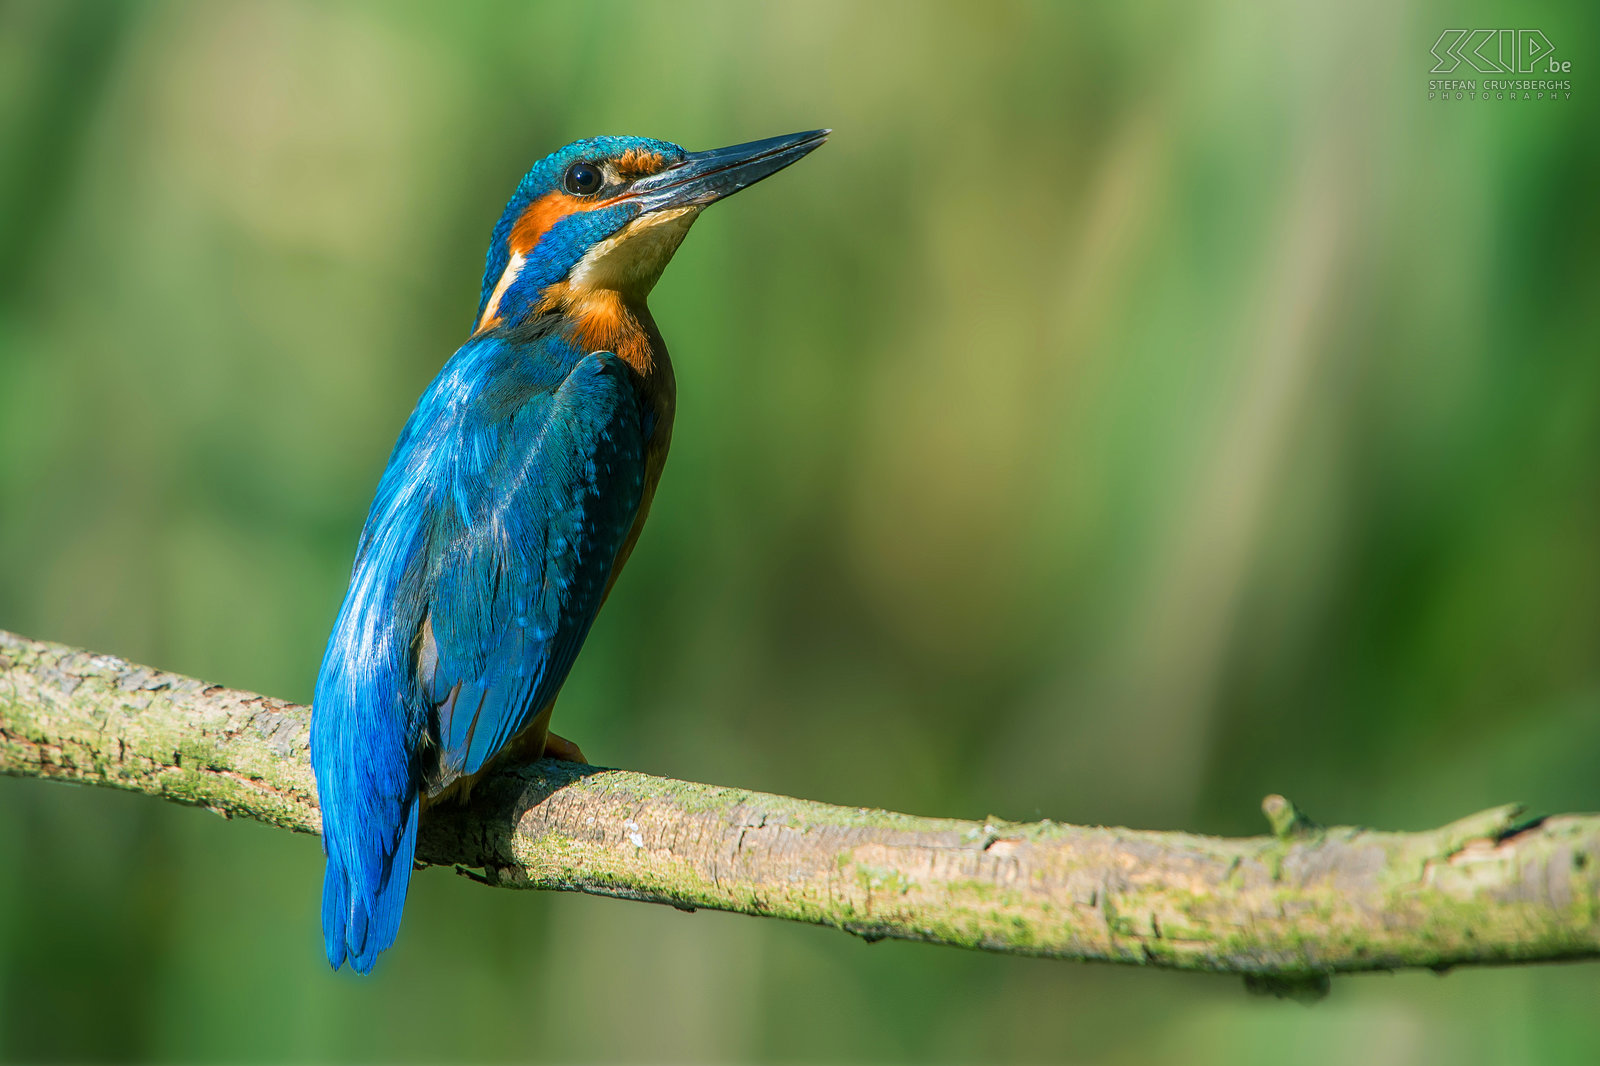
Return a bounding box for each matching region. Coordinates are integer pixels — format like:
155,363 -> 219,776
627,130 -> 829,213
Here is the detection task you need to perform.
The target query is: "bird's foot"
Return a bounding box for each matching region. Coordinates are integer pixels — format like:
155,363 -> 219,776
542,731 -> 588,764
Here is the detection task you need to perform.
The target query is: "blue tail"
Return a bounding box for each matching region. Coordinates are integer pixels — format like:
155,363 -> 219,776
320,795 -> 420,974
309,492 -> 431,974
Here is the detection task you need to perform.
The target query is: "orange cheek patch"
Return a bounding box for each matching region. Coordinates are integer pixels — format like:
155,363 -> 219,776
509,192 -> 588,255
508,187 -> 634,254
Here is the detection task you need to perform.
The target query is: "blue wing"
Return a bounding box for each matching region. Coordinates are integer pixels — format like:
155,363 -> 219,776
421,350 -> 647,782
311,338 -> 647,973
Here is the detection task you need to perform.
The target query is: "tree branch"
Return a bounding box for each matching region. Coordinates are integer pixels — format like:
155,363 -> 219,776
2,627 -> 1596,989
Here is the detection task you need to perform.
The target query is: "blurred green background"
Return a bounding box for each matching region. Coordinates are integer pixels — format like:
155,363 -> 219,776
1,0 -> 1597,1061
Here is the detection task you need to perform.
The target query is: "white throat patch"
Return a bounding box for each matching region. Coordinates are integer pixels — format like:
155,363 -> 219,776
567,207 -> 702,298
478,250 -> 526,330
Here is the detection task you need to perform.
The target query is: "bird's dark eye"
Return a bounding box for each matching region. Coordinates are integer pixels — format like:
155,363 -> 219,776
563,162 -> 603,196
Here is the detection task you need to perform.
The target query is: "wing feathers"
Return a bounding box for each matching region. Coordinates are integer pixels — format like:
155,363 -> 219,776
313,341 -> 649,973
423,351 -> 647,787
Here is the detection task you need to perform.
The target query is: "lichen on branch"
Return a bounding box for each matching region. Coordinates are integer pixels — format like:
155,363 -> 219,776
2,628 -> 1597,984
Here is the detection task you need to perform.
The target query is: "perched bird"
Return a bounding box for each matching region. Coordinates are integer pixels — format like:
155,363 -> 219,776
311,130 -> 827,973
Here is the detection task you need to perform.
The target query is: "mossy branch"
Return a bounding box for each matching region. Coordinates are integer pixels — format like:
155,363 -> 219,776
2,628 -> 1597,989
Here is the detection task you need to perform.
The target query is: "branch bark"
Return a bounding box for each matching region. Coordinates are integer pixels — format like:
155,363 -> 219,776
2,627 -> 1596,990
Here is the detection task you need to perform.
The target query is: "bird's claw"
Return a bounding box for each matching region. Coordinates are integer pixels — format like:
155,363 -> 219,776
542,731 -> 588,764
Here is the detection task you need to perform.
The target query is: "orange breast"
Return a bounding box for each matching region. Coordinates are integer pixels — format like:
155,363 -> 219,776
534,283 -> 658,377
601,302 -> 676,598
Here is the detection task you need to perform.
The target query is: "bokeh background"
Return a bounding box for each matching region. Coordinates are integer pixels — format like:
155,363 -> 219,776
1,0 -> 1597,1062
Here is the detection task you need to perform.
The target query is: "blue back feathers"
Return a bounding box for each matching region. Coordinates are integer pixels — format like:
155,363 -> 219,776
311,137 -> 674,974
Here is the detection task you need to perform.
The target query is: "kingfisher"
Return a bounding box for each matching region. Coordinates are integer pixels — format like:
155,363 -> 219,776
310,130 -> 828,973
